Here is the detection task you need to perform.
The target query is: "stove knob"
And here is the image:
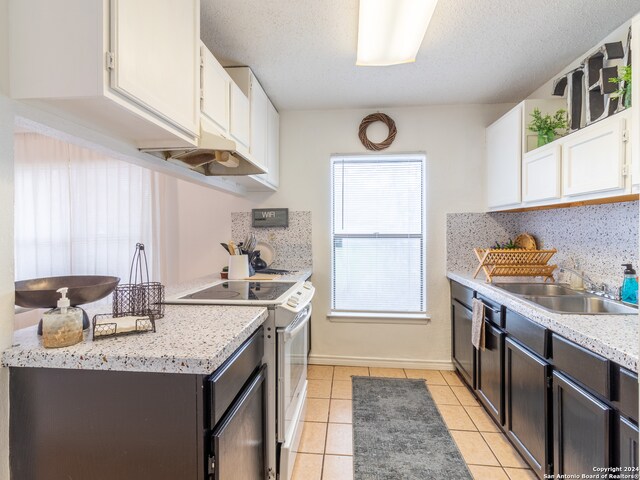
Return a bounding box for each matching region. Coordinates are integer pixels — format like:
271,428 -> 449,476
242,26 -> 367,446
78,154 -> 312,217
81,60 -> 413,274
303,282 -> 312,290
287,297 -> 299,307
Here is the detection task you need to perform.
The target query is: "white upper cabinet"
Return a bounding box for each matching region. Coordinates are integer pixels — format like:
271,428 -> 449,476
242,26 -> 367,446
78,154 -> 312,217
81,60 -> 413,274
226,67 -> 280,191
265,101 -> 280,188
561,115 -> 628,197
10,0 -> 200,147
200,44 -> 230,134
486,104 -> 522,209
229,83 -> 251,152
522,144 -> 561,203
486,99 -> 566,210
109,0 -> 199,137
485,97 -> 632,210
250,81 -> 269,172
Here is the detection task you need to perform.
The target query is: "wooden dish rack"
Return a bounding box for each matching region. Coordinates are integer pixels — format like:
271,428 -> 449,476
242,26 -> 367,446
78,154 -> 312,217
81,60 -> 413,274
473,248 -> 558,283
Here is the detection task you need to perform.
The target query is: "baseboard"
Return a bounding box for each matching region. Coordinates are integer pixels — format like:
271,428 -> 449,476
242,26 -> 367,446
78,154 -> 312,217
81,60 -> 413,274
308,353 -> 455,371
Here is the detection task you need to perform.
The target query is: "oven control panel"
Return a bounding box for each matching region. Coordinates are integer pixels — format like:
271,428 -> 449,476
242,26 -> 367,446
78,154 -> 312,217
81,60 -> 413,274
281,281 -> 315,313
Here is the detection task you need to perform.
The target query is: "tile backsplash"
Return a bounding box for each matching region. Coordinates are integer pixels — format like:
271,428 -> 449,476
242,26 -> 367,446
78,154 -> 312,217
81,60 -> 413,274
231,211 -> 312,270
447,201 -> 639,287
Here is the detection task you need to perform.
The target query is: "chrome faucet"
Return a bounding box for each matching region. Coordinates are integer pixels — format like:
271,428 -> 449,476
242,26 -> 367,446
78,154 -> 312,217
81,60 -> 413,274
558,266 -> 621,301
558,266 -> 596,289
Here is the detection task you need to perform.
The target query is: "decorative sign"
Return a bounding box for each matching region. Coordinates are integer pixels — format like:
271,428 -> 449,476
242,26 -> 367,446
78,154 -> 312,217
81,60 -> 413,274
553,27 -> 631,131
252,208 -> 289,228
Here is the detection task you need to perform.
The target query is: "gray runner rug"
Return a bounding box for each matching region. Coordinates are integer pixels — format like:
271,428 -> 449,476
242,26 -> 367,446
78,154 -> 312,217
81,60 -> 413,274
352,377 -> 472,480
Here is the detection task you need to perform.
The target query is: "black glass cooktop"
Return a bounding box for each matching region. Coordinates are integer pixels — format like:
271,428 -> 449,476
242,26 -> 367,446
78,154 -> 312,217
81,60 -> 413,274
180,281 -> 297,302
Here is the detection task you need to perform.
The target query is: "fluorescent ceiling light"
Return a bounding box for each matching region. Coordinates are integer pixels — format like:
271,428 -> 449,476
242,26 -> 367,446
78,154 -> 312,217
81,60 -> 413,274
357,0 -> 438,66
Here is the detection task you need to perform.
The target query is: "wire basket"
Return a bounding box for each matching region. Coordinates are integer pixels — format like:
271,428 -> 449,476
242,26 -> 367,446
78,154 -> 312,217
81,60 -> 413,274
92,313 -> 156,340
112,243 -> 165,319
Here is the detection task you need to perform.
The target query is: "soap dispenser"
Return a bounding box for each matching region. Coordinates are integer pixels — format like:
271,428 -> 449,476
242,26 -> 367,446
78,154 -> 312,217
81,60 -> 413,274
621,264 -> 638,305
42,287 -> 84,348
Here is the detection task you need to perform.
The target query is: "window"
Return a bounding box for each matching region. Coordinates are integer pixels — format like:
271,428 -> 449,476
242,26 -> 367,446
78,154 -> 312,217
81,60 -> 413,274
14,132 -> 157,284
331,154 -> 425,314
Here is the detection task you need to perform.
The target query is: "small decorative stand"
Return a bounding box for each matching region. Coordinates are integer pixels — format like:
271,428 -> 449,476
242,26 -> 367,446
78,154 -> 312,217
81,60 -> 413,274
473,248 -> 558,283
93,243 -> 164,340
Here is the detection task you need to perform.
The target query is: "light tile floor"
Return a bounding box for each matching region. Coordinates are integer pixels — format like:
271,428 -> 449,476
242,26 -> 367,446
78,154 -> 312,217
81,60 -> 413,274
292,366 -> 537,480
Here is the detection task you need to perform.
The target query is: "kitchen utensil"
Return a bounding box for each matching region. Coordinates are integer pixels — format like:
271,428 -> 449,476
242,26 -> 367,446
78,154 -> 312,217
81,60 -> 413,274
228,240 -> 238,255
255,241 -> 275,267
244,273 -> 280,281
220,243 -> 231,254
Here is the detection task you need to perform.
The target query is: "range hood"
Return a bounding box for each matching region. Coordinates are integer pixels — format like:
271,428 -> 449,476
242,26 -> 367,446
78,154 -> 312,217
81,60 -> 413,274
140,122 -> 266,176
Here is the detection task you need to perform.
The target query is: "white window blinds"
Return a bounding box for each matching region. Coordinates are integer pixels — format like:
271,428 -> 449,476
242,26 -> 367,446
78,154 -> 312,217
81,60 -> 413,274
331,154 -> 425,313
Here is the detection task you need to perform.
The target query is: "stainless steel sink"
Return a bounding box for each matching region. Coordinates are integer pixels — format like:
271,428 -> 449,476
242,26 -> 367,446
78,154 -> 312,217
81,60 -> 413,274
522,295 -> 638,315
493,282 -> 638,315
494,283 -> 577,296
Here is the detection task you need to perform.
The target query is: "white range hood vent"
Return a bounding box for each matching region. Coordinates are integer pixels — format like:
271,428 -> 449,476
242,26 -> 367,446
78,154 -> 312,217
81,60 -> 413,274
140,124 -> 266,176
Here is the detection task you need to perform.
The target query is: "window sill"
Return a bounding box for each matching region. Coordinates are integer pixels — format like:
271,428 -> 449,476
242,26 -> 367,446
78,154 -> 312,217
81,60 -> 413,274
327,311 -> 431,325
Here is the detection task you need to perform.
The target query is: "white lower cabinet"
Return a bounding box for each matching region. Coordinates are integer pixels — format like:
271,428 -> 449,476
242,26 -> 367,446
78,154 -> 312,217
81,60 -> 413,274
522,144 -> 561,204
561,116 -> 627,198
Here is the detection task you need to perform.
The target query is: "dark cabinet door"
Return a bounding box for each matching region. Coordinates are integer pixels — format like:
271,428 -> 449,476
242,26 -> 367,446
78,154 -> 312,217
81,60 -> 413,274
618,416 -> 639,470
211,365 -> 267,480
553,371 -> 612,476
505,337 -> 551,478
452,299 -> 475,388
476,322 -> 504,425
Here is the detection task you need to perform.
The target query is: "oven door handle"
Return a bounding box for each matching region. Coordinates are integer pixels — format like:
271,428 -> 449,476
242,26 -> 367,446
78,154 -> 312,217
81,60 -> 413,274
284,304 -> 312,343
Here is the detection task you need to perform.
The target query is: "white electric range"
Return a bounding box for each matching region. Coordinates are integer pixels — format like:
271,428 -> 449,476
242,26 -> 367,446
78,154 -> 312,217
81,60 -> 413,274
167,279 -> 315,480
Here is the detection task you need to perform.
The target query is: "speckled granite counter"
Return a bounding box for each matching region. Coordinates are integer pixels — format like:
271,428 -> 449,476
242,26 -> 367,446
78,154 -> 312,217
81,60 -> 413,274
448,271 -> 639,372
2,268 -> 312,375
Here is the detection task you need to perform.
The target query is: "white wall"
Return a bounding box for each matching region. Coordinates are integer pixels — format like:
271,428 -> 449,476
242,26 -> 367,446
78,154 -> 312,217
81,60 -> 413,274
159,176 -> 253,285
0,0 -> 14,475
251,104 -> 511,368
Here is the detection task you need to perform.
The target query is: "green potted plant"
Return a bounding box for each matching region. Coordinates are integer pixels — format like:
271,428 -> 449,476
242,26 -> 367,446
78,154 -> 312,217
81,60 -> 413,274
609,65 -> 631,109
528,108 -> 568,148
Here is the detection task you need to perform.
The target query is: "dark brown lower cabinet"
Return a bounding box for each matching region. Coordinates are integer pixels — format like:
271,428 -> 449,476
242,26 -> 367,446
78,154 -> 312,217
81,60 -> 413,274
618,415 -> 639,469
10,368 -> 205,480
476,322 -> 504,425
505,337 -> 551,478
452,299 -> 475,388
553,371 -> 612,476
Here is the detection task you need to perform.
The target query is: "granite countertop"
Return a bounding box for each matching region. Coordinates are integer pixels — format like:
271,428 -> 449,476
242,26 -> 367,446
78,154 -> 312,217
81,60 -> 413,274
2,268 -> 313,375
448,271 -> 639,373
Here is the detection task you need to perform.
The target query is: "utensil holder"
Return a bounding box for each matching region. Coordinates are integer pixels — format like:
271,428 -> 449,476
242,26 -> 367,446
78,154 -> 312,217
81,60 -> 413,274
112,243 -> 165,319
228,255 -> 250,280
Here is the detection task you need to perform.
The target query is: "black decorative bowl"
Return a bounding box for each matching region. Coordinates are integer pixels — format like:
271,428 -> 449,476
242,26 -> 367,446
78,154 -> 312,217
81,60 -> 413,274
15,275 -> 120,309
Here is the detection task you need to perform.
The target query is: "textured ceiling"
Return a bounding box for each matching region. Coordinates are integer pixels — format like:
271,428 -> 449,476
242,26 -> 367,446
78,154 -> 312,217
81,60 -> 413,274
201,0 -> 640,111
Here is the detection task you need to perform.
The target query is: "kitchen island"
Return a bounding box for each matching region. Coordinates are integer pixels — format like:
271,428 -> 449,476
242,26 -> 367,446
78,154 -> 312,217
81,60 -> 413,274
2,269 -> 311,374
1,269 -> 312,480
